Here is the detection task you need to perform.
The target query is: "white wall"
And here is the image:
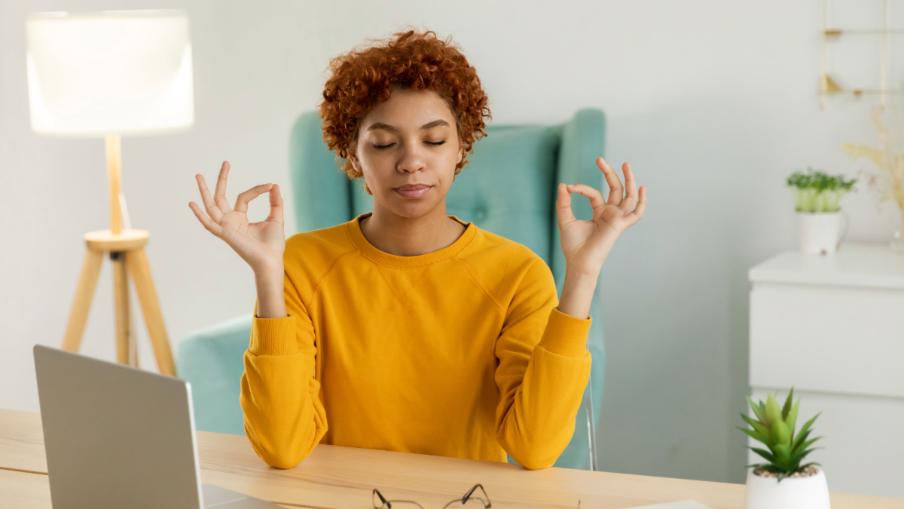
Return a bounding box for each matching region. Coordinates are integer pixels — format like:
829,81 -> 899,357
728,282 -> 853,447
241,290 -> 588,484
2,0 -> 900,490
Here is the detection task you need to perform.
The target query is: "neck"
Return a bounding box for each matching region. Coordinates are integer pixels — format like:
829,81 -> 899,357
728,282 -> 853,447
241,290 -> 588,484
360,203 -> 466,256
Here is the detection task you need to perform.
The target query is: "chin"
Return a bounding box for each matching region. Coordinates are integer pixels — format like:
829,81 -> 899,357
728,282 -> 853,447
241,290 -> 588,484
384,194 -> 442,219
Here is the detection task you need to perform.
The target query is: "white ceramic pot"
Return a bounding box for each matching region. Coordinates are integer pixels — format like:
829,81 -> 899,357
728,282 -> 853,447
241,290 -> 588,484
745,468 -> 830,509
797,212 -> 847,255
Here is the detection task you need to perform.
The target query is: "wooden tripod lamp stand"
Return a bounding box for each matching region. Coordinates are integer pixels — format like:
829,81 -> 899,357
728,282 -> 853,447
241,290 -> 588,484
26,9 -> 195,375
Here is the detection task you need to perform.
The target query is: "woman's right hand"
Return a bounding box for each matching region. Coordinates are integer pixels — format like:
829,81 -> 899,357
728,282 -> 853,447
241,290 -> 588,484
189,160 -> 285,277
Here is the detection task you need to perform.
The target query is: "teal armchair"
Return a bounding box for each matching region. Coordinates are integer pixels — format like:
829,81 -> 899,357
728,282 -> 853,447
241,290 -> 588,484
177,108 -> 607,470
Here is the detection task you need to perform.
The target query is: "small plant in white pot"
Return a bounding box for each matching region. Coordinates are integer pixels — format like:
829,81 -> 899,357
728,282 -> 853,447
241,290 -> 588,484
787,168 -> 856,255
740,389 -> 829,509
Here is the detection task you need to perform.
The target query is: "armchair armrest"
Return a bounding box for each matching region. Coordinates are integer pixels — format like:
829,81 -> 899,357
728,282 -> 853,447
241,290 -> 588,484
176,314 -> 252,435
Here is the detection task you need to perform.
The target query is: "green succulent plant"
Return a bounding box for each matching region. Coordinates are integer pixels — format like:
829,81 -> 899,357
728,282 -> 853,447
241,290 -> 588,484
786,167 -> 856,213
739,388 -> 822,481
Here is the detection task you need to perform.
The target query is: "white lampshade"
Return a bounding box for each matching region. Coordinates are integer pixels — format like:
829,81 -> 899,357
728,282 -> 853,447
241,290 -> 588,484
26,9 -> 194,138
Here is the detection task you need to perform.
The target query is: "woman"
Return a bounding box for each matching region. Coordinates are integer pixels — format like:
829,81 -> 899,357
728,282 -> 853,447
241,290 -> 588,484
189,30 -> 646,470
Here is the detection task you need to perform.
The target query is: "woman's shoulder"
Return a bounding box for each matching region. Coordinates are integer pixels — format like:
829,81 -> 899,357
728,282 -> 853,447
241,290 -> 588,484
461,227 -> 553,292
286,221 -> 351,247
466,227 -> 546,269
283,221 -> 358,275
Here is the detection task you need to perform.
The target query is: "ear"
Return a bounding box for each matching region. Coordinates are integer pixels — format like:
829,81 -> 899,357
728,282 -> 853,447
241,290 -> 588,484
347,139 -> 361,173
348,154 -> 361,175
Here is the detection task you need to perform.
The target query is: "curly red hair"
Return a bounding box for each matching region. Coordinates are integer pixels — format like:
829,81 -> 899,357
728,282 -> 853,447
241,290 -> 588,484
319,29 -> 491,180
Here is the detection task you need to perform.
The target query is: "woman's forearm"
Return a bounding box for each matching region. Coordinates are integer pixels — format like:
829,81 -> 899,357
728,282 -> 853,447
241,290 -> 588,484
254,267 -> 287,318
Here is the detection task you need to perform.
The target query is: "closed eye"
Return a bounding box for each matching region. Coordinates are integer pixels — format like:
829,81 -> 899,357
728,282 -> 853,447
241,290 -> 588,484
372,140 -> 446,149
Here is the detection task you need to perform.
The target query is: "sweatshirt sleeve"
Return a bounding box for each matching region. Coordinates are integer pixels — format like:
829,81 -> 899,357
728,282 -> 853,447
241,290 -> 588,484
239,268 -> 328,469
494,257 -> 593,470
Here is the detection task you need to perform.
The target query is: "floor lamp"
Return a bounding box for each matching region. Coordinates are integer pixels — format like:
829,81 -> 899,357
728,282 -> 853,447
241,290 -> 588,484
25,10 -> 195,375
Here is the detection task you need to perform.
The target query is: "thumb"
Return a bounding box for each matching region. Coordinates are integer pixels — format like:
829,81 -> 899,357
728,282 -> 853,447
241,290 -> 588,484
556,183 -> 576,228
266,184 -> 284,223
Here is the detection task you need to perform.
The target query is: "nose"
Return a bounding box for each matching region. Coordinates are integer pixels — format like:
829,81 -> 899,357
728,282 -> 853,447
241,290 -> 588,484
396,142 -> 426,174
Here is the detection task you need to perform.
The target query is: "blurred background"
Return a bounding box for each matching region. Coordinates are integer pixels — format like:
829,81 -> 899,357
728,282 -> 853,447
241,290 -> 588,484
2,0 -> 901,493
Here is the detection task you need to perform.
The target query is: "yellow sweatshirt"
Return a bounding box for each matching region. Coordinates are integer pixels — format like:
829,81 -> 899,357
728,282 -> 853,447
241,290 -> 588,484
240,212 -> 592,470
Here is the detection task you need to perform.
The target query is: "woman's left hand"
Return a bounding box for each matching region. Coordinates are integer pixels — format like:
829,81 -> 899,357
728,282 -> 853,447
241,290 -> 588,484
556,156 -> 647,277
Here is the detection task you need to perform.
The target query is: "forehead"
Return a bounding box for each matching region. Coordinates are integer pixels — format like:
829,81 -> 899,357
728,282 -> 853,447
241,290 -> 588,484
360,88 -> 455,131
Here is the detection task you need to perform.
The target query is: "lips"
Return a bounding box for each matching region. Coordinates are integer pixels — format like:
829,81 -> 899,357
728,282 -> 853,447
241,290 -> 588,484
394,185 -> 432,199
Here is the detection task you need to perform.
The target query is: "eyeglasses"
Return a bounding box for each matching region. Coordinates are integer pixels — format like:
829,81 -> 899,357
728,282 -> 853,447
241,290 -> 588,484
372,483 -> 492,508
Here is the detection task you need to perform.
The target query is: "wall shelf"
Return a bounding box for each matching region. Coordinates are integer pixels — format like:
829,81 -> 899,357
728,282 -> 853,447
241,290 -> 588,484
818,0 -> 903,108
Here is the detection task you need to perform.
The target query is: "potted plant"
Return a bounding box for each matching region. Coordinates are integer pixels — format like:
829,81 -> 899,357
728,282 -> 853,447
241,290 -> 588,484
740,389 -> 829,509
787,168 -> 856,255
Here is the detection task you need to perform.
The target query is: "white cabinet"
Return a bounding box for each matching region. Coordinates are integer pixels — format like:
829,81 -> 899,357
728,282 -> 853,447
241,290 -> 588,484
748,243 -> 904,498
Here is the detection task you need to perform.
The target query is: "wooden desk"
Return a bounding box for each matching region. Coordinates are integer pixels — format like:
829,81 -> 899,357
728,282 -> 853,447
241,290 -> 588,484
1,409 -> 900,508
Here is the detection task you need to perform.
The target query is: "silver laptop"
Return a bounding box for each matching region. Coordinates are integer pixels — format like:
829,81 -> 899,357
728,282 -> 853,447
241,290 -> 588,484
33,344 -> 280,508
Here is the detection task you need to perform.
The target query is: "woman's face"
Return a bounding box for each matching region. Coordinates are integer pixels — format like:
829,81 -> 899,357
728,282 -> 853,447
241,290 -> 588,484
352,87 -> 463,219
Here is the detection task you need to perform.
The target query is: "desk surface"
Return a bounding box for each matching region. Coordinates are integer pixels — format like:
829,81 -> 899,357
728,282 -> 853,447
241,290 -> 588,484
1,409 -> 900,509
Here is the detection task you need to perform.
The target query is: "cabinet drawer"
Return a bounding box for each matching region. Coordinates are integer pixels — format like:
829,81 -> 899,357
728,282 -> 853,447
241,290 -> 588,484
750,282 -> 904,398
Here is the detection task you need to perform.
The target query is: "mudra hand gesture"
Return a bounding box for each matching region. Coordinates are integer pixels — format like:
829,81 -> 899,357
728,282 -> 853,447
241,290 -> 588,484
188,160 -> 286,276
556,156 -> 647,277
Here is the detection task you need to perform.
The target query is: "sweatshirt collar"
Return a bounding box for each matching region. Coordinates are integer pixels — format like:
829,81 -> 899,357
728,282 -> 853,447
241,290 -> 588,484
347,212 -> 477,268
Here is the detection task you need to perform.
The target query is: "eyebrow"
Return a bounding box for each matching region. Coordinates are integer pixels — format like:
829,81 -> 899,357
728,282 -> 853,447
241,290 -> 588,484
366,119 -> 449,133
